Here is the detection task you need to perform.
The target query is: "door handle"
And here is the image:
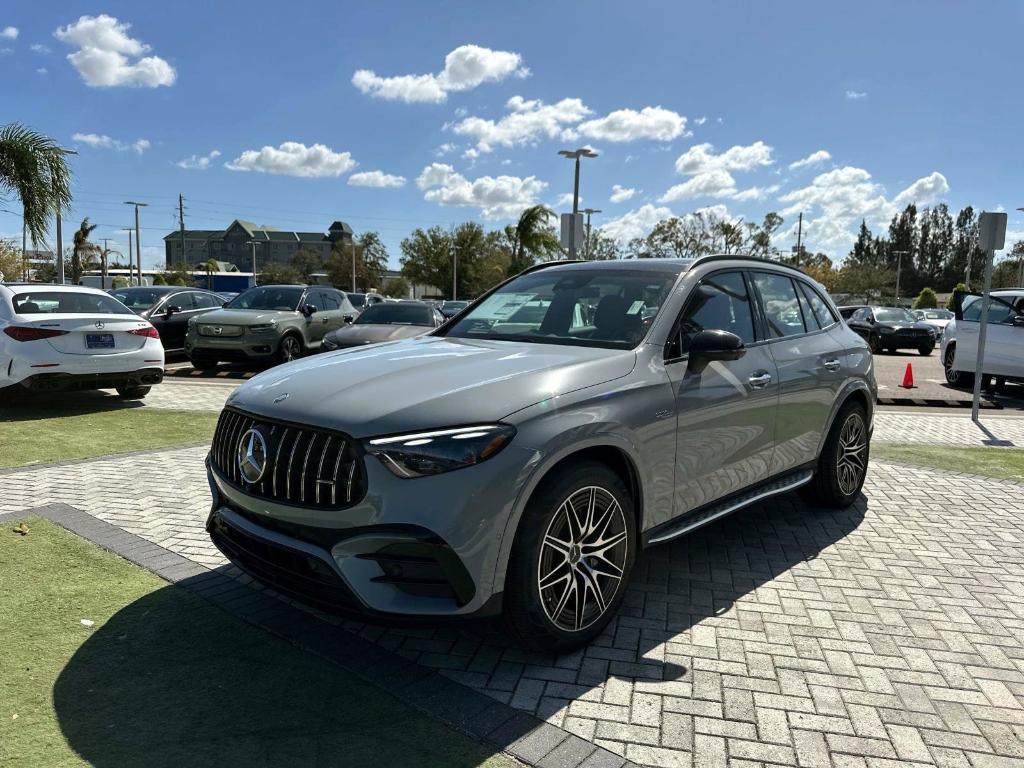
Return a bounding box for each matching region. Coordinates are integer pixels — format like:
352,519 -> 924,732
748,371 -> 772,389
823,358 -> 841,372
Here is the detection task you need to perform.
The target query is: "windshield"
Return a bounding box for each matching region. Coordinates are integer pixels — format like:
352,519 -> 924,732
444,267 -> 677,349
875,308 -> 917,323
226,286 -> 304,311
347,293 -> 366,308
13,291 -> 134,315
355,303 -> 433,326
924,310 -> 952,319
109,289 -> 167,311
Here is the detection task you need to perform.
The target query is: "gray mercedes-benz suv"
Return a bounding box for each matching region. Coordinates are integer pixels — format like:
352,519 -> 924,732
206,256 -> 875,650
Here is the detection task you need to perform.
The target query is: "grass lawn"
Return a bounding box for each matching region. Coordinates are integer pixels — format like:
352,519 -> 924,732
873,443 -> 1024,482
0,518 -> 515,768
0,402 -> 218,468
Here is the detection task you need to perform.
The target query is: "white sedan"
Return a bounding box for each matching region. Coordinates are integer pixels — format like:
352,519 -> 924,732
0,284 -> 165,398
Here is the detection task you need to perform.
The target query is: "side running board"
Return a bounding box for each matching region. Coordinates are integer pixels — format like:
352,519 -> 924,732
645,469 -> 814,546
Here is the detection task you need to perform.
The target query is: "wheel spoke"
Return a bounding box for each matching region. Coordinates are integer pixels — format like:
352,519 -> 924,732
543,533 -> 572,557
539,559 -> 571,591
588,552 -> 624,580
578,565 -> 607,616
582,529 -> 627,558
571,572 -> 586,631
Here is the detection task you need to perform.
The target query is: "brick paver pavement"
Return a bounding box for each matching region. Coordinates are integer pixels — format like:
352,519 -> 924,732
4,448 -> 1024,767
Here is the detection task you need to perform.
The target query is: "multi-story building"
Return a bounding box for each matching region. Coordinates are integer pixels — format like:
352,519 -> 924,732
163,219 -> 353,269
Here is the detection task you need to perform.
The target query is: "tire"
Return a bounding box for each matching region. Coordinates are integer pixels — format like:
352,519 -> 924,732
505,461 -> 635,652
277,333 -> 303,365
918,344 -> 933,356
190,358 -> 219,372
115,385 -> 151,400
868,334 -> 882,354
801,401 -> 869,509
943,344 -> 973,388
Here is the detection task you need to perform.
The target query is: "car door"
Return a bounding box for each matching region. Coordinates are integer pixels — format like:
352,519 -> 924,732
663,270 -> 779,516
846,307 -> 872,342
302,288 -> 331,346
321,289 -> 348,333
751,272 -> 842,474
153,291 -> 196,351
954,292 -> 1023,377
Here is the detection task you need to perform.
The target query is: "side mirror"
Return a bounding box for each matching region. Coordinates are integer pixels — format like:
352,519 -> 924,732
302,304 -> 318,317
343,315 -> 354,324
1013,316 -> 1024,328
687,329 -> 746,374
165,305 -> 181,316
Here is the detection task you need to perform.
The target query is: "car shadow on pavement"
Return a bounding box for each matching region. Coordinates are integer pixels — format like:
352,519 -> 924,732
51,579 -> 507,768
0,390 -> 145,420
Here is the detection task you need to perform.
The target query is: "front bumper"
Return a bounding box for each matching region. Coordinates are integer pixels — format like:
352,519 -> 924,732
204,438 -> 535,618
186,334 -> 280,361
18,366 -> 163,391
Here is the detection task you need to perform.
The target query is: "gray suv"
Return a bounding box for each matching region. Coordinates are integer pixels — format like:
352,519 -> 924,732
206,257 -> 875,650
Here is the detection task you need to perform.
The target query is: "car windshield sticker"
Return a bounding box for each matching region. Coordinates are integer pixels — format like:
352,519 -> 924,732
628,300 -> 645,315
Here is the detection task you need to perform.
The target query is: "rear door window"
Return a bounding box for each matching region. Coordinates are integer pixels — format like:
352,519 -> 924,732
752,273 -> 807,337
799,283 -> 838,328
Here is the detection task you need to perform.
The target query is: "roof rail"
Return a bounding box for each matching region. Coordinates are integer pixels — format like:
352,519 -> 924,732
689,253 -> 809,275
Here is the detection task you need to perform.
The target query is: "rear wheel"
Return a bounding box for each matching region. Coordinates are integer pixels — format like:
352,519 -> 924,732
190,358 -> 219,372
801,401 -> 869,508
918,344 -> 933,356
505,461 -> 635,652
943,344 -> 973,388
868,334 -> 882,354
277,334 -> 303,364
115,385 -> 151,400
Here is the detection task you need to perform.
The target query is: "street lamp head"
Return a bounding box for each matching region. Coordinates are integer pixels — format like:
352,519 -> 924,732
559,148 -> 599,160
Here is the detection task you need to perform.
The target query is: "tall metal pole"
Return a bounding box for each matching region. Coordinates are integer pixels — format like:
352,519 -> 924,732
559,148 -> 598,261
56,212 -> 64,284
971,246 -> 995,422
124,202 -> 148,286
350,239 -> 357,293
178,194 -> 187,265
1017,208 -> 1024,288
251,241 -> 258,286
795,212 -> 803,264
892,250 -> 908,303
581,208 -> 602,260
451,236 -> 458,300
122,228 -> 133,284
21,215 -> 26,281
101,238 -> 111,287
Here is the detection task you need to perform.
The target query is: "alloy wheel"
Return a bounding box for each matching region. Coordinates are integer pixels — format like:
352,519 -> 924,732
944,347 -> 959,384
537,486 -> 628,632
836,413 -> 867,496
281,336 -> 300,362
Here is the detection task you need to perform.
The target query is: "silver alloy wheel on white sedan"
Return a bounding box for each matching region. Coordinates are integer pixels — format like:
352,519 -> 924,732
836,412 -> 868,496
537,486 -> 628,632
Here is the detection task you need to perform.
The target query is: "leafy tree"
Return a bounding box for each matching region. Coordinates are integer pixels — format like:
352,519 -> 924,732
946,282 -> 967,310
152,273 -> 167,286
162,261 -> 193,287
204,258 -> 219,290
0,123 -> 74,247
948,207 -> 982,289
835,261 -> 894,303
587,229 -> 621,260
258,263 -> 301,285
290,248 -> 322,283
325,231 -> 389,291
912,287 -> 938,309
746,212 -> 784,259
382,276 -> 410,298
847,220 -> 879,267
400,223 -> 508,299
70,217 -> 99,283
503,205 -> 561,275
0,239 -> 22,281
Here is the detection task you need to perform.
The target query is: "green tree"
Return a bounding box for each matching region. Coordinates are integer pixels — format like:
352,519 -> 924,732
325,232 -> 389,292
912,287 -> 938,309
503,205 -> 561,275
70,217 -> 99,284
203,258 -> 219,290
948,207 -> 982,289
835,261 -> 894,303
847,220 -> 879,267
746,212 -> 784,259
587,229 -> 621,260
382,276 -> 410,298
0,239 -> 22,281
258,263 -> 301,285
152,273 -> 167,286
400,223 -> 508,299
0,123 -> 74,248
290,248 -> 322,283
946,282 -> 967,310
162,261 -> 193,287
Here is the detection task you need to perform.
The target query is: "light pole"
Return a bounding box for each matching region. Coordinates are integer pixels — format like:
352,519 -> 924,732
451,233 -> 457,301
246,240 -> 263,286
1017,208 -> 1024,287
581,208 -> 601,259
892,250 -> 909,303
121,228 -> 134,284
350,239 -> 357,293
124,201 -> 148,286
558,148 -> 598,259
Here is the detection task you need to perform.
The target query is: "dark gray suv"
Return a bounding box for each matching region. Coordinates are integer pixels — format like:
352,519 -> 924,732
206,256 -> 875,650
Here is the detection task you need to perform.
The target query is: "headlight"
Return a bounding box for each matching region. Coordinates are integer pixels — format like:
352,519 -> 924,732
878,326 -> 894,334
365,424 -> 516,478
249,323 -> 276,333
322,336 -> 338,350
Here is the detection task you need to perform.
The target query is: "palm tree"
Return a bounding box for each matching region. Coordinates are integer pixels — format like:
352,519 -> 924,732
504,205 -> 562,276
205,258 -> 219,290
70,217 -> 99,283
0,123 -> 73,247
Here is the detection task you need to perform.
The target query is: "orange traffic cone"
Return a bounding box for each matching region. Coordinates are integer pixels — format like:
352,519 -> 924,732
900,363 -> 915,389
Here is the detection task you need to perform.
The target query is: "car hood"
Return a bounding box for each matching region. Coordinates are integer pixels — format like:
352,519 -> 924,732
325,324 -> 432,346
191,308 -> 296,325
227,335 -> 637,438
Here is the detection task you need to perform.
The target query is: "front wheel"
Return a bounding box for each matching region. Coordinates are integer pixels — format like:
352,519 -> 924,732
868,334 -> 882,354
115,385 -> 151,400
190,358 -> 219,372
918,344 -> 933,356
277,334 -> 303,364
505,461 -> 635,652
801,401 -> 869,508
943,345 -> 973,388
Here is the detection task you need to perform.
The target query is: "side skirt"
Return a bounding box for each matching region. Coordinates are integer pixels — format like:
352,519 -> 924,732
642,466 -> 815,547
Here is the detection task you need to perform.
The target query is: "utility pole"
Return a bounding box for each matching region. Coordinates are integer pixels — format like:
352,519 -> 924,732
1017,208 -> 1024,287
247,240 -> 260,286
795,212 -> 803,265
582,208 -> 601,259
964,232 -> 976,290
558,148 -> 598,259
892,250 -> 908,303
56,212 -> 64,285
122,227 -> 134,284
101,238 -> 111,287
350,239 -> 357,293
451,234 -> 458,300
178,194 -> 187,264
21,215 -> 26,281
124,201 -> 148,286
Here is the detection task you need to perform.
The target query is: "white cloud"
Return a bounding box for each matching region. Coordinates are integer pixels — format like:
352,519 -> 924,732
574,106 -> 687,142
177,149 -> 221,170
777,166 -> 949,253
730,184 -> 780,202
348,170 -> 407,188
54,14 -> 175,88
30,43 -> 50,54
352,44 -> 528,103
602,204 -> 675,242
36,67 -> 47,75
416,162 -> 546,219
555,192 -> 578,208
225,141 -> 357,177
789,149 -> 831,171
72,132 -> 150,154
610,185 -> 636,203
660,169 -> 737,202
674,141 -> 774,175
435,142 -> 458,156
0,48 -> 11,55
452,96 -> 591,153
845,90 -> 867,100
693,116 -> 707,126
1,26 -> 18,40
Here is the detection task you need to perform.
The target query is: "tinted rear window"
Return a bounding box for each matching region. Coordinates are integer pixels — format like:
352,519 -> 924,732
355,303 -> 433,325
13,291 -> 133,315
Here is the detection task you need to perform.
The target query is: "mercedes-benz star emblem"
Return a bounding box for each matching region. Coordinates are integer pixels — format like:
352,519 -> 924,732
94,321 -> 105,329
213,326 -> 223,335
237,428 -> 268,484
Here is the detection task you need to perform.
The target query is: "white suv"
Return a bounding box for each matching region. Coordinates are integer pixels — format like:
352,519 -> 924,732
942,289 -> 1024,387
0,284 -> 164,398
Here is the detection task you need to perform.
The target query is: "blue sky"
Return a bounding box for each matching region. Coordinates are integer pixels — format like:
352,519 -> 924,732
2,0 -> 1022,269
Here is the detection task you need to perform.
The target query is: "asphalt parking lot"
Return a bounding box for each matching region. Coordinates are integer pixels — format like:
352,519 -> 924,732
872,349 -> 1024,412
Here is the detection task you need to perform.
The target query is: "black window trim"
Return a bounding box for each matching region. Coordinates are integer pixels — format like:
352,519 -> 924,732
749,270 -> 840,343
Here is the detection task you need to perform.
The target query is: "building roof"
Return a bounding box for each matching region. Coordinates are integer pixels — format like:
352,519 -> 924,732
164,219 -> 352,242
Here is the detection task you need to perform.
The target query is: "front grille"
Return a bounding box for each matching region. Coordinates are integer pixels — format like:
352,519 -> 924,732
210,408 -> 366,509
198,324 -> 244,337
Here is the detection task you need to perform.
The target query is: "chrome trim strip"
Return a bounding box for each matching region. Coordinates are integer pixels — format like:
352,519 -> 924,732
300,433 -> 318,503
331,440 -> 346,505
315,435 -> 332,505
